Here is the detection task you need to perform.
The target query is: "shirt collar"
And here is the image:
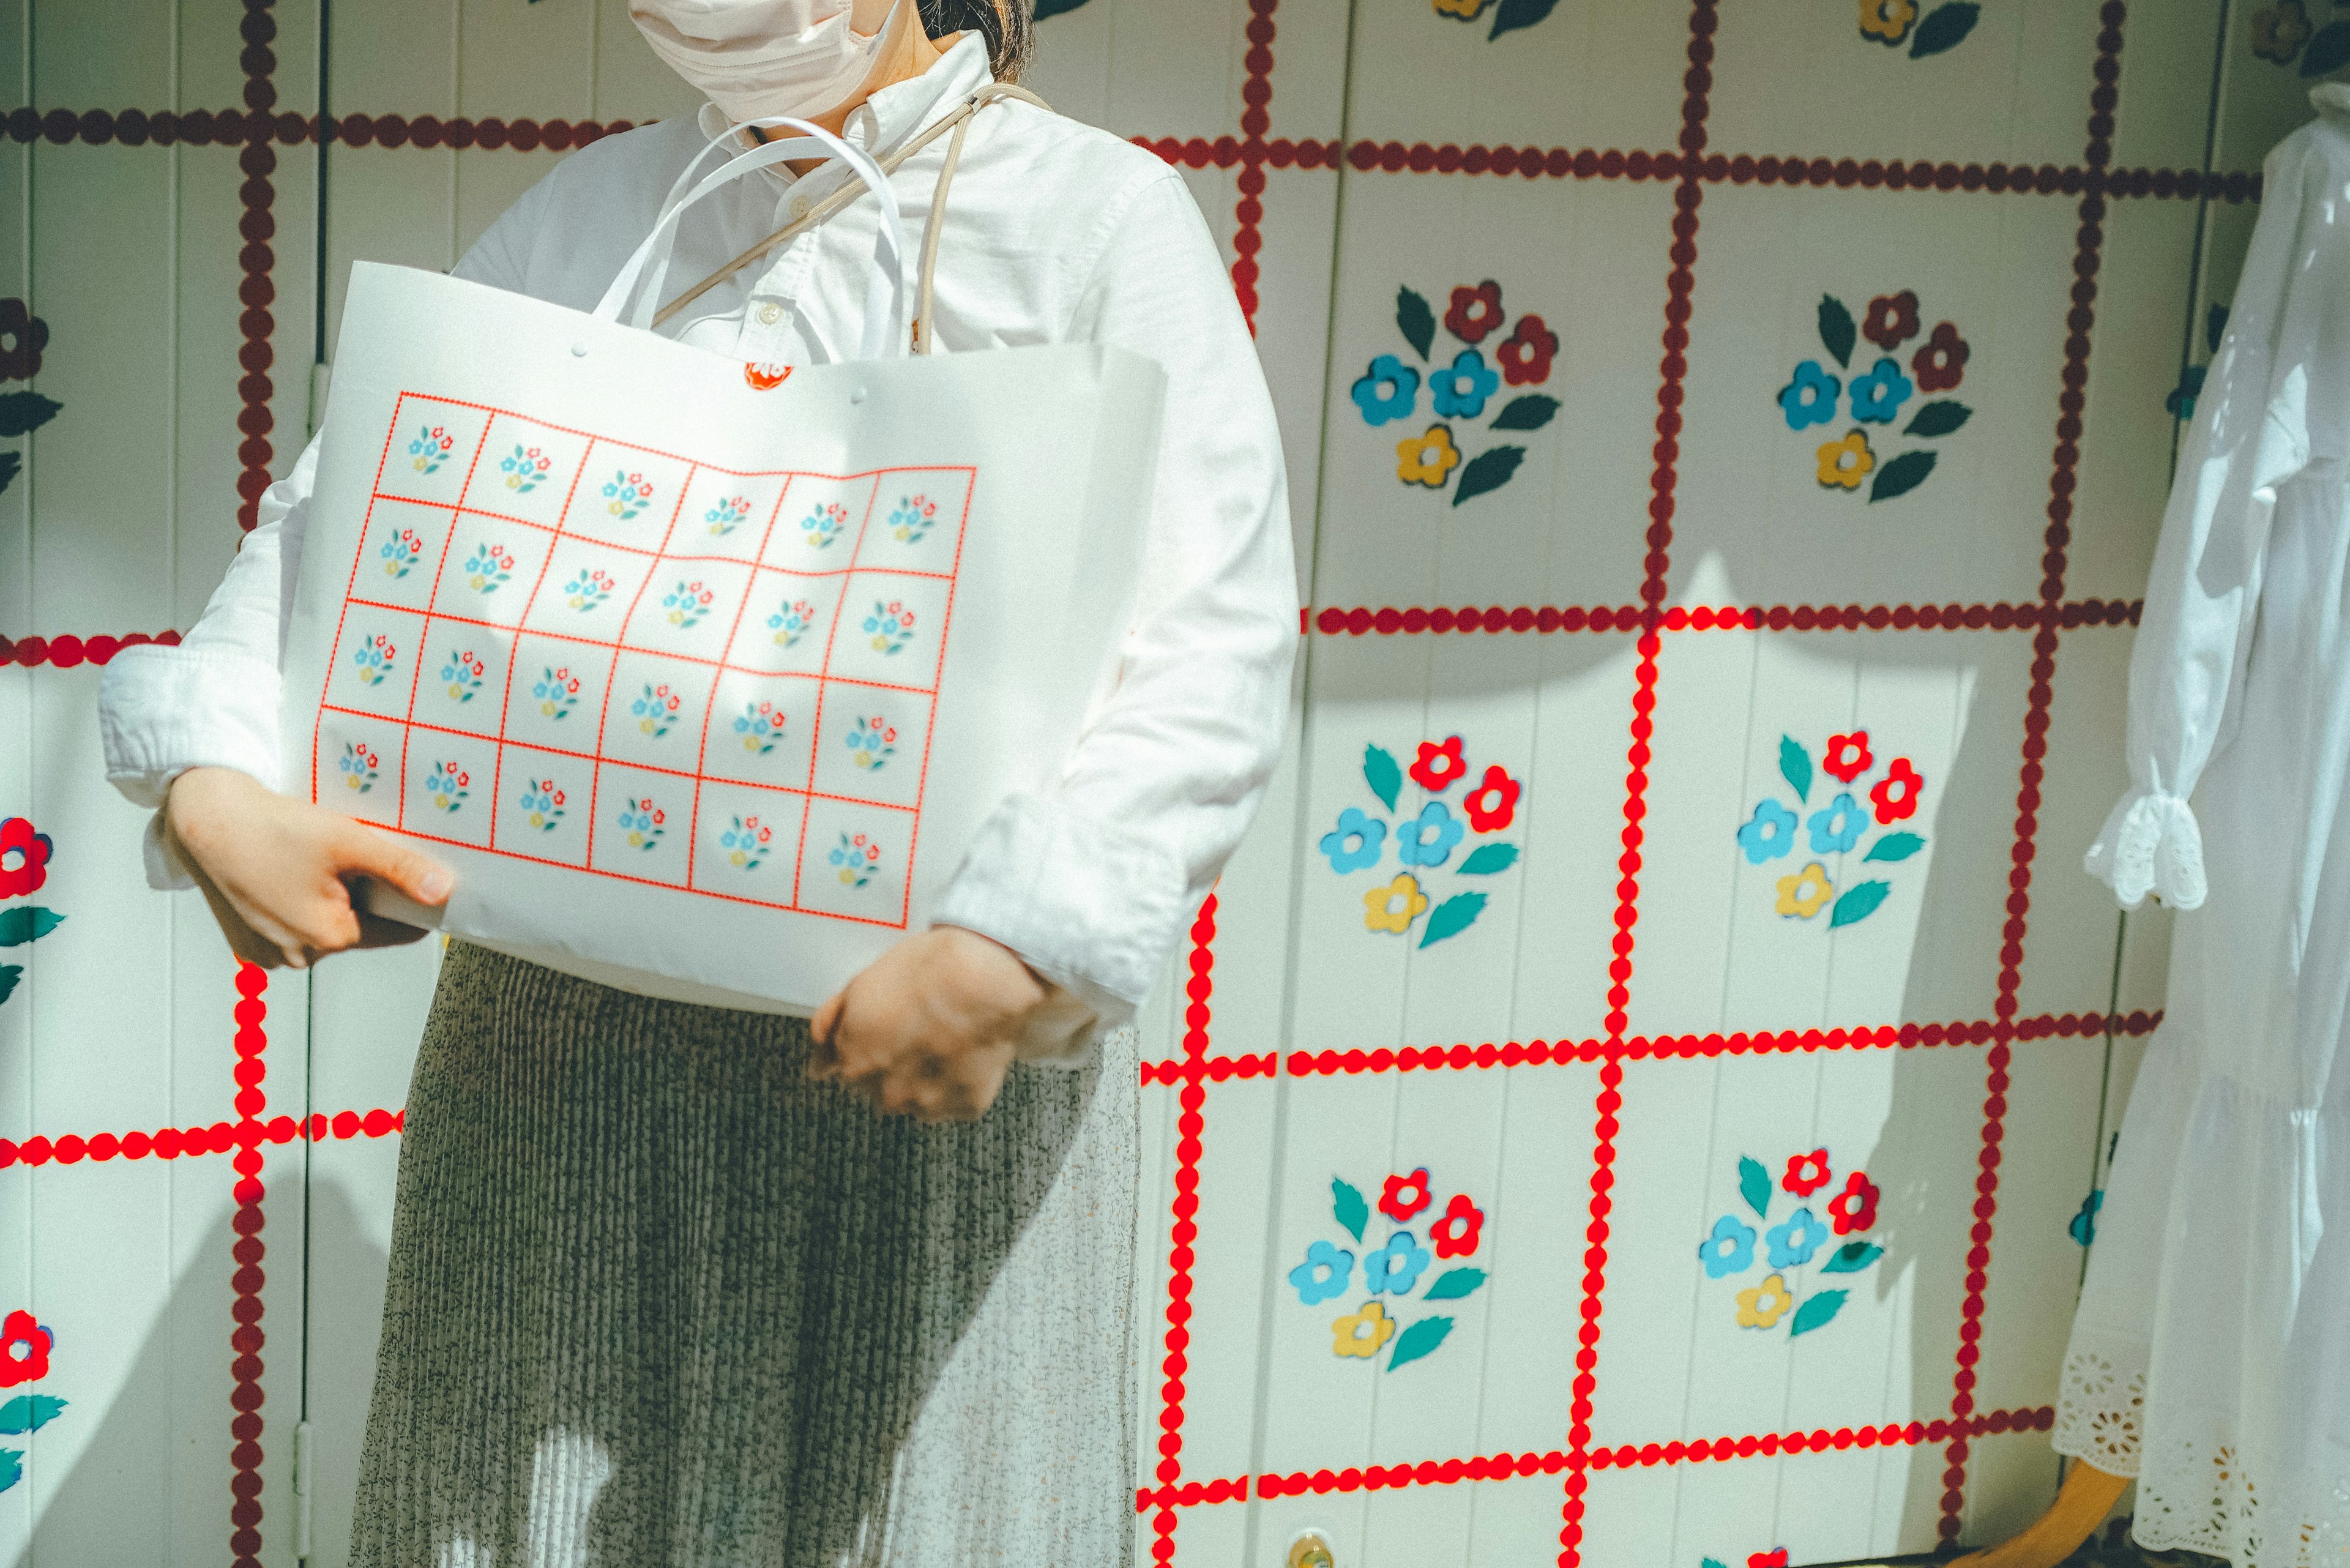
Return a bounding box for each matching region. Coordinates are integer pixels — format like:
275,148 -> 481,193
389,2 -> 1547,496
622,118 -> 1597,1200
690,31 -> 996,187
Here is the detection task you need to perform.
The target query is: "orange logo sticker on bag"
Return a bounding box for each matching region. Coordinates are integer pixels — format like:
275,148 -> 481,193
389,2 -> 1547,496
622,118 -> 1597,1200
744,362 -> 791,391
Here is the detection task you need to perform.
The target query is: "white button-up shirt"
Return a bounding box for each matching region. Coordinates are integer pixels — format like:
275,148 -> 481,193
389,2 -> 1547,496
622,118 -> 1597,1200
98,35 -> 1297,1042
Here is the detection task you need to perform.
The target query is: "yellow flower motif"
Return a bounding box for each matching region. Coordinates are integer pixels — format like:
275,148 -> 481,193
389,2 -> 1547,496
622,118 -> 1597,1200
1397,424 -> 1462,488
1333,1301 -> 1397,1358
1857,0 -> 1917,43
2251,1 -> 2313,64
1737,1272 -> 1796,1329
1816,429 -> 1874,491
1364,873 -> 1430,934
1433,0 -> 1489,15
1776,862 -> 1833,919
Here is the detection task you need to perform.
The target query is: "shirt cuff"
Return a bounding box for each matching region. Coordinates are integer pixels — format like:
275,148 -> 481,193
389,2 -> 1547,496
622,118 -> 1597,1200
99,644 -> 285,805
2084,788 -> 2207,911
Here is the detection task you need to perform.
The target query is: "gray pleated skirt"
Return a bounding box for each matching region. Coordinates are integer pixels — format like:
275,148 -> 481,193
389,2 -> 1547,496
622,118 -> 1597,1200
349,943 -> 1139,1567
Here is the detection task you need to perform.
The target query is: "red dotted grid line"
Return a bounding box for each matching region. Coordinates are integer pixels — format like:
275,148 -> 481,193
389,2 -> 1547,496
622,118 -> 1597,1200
0,630 -> 179,666
1133,1474 -> 1250,1512
1306,599 -> 2144,638
1226,0 -> 1280,334
227,962 -> 269,1567
0,1107 -> 405,1169
1149,895 -> 1218,1566
6,106 -> 636,152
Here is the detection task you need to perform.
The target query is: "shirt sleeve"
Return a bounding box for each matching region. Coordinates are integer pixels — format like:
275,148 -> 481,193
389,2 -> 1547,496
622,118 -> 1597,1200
928,168 -> 1299,1053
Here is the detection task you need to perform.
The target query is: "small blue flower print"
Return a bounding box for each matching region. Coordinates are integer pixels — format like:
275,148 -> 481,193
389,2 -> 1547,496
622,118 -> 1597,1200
1289,1240 -> 1355,1305
1395,800 -> 1465,868
1765,1206 -> 1831,1268
1430,349 -> 1501,420
1848,356 -> 1914,424
1699,1215 -> 1756,1279
1365,1230 -> 1432,1296
1807,792 -> 1866,854
1352,354 -> 1420,426
1319,807 -> 1387,873
1737,799 -> 1798,864
1778,360 -> 1840,430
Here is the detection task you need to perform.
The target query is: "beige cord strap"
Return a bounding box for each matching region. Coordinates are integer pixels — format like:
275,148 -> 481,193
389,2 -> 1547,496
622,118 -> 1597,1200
650,82 -> 1053,338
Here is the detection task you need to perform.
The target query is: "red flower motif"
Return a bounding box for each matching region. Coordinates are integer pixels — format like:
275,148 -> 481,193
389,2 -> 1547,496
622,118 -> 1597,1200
0,817 -> 51,897
1861,289 -> 1920,351
1445,280 -> 1505,345
1912,321 -> 1969,392
1410,736 -> 1468,793
1463,764 -> 1521,832
1783,1148 -> 1831,1197
1379,1168 -> 1433,1222
1497,314 -> 1559,386
0,1310 -> 50,1387
1870,757 -> 1924,824
1750,1553 -> 1790,1568
1829,1171 -> 1879,1235
0,299 -> 49,382
1430,1192 -> 1484,1259
1822,731 -> 1873,784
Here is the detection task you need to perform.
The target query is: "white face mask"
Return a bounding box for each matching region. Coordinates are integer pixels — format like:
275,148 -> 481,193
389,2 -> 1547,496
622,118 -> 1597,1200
631,0 -> 911,124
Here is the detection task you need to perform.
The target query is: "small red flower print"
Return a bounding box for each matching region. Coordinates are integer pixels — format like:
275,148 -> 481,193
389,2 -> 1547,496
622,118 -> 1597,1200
1445,281 -> 1505,345
1750,1553 -> 1790,1568
1379,1168 -> 1433,1223
1822,731 -> 1873,784
0,818 -> 51,897
1829,1171 -> 1880,1235
1463,765 -> 1521,832
744,361 -> 791,390
1912,321 -> 1970,392
0,1310 -> 50,1387
1430,1192 -> 1484,1259
1496,313 -> 1559,386
1783,1148 -> 1831,1197
0,299 -> 47,382
1410,736 -> 1468,792
1861,290 -> 1920,351
1870,757 -> 1925,823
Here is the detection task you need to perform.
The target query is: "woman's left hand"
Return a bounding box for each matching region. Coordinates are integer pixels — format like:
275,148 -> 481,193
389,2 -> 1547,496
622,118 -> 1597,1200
810,927 -> 1089,1121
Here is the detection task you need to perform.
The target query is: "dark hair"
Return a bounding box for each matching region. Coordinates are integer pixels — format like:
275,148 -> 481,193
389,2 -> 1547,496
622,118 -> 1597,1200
919,0 -> 1035,81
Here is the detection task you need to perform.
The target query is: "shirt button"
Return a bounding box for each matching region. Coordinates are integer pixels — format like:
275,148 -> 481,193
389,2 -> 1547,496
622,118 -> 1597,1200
756,302 -> 783,326
788,194 -> 811,220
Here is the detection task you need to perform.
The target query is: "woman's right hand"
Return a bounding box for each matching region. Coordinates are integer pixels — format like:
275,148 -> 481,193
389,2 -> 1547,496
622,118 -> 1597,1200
164,766 -> 453,969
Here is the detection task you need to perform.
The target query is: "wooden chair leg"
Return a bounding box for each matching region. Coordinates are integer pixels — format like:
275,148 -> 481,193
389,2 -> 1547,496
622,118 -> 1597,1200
1948,1458 -> 2132,1568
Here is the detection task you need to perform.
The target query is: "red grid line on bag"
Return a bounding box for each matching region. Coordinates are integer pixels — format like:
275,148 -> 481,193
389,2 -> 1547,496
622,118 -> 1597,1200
227,962 -> 270,1567
1305,599 -> 2146,637
0,632 -> 180,666
1151,895 -> 1219,1566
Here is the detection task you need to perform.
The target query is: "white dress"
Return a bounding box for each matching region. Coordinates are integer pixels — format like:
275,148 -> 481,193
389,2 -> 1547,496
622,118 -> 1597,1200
2062,84 -> 2350,1567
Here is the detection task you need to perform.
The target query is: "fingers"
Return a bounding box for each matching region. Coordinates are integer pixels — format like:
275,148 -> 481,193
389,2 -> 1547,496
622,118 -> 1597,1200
806,990 -> 846,1080
331,822 -> 455,908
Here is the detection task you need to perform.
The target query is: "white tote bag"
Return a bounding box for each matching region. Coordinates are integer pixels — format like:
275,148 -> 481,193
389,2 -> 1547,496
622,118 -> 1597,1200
282,113 -> 1166,1014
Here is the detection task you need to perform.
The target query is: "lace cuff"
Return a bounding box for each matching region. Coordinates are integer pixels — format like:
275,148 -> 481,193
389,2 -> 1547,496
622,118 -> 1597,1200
2084,788 -> 2207,911
2052,1329 -> 2148,1477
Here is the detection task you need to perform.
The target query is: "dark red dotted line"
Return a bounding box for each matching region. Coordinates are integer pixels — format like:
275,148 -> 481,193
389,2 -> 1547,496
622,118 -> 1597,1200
1227,0 -> 1281,333
1306,599 -> 2143,637
7,106 -> 636,152
1149,896 -> 1217,1567
0,630 -> 179,666
1134,133 -> 1340,172
227,963 -> 269,1567
0,1106 -> 404,1169
1133,1475 -> 1250,1512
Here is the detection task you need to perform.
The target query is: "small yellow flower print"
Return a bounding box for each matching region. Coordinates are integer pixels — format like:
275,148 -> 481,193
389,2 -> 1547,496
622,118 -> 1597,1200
1364,873 -> 1430,933
1397,424 -> 1462,488
1777,862 -> 1834,919
1433,0 -> 1490,15
1332,1301 -> 1397,1358
1737,1272 -> 1796,1329
1858,0 -> 1917,43
1817,430 -> 1874,490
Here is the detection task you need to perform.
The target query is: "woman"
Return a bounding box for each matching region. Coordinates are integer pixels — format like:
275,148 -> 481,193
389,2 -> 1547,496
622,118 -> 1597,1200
97,1 -> 1296,1561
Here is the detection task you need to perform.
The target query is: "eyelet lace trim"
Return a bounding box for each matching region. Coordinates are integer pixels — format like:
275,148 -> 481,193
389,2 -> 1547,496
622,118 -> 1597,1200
2056,1334 -> 2149,1475
2084,788 -> 2208,911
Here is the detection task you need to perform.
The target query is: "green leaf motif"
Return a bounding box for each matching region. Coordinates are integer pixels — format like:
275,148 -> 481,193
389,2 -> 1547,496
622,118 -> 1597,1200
0,452 -> 18,498
1910,1 -> 1980,58
1419,891 -> 1488,949
1332,1177 -> 1369,1243
1789,1288 -> 1849,1336
1453,446 -> 1526,507
1422,1266 -> 1487,1301
0,393 -> 60,439
1904,399 -> 1972,438
1830,879 -> 1893,928
1817,294 -> 1856,369
1363,744 -> 1403,812
1869,449 -> 1937,502
1778,735 -> 1813,804
1397,286 -> 1437,362
1738,1155 -> 1772,1219
1488,0 -> 1560,41
0,965 -> 17,1007
1704,1560 -> 1732,1568
1820,1242 -> 1884,1274
1388,1314 -> 1455,1370
1490,394 -> 1560,431
0,1395 -> 65,1436
1458,842 -> 1519,876
0,1448 -> 18,1493
0,908 -> 63,947
1034,0 -> 1093,15
1863,832 -> 1925,864
2305,20 -> 2350,76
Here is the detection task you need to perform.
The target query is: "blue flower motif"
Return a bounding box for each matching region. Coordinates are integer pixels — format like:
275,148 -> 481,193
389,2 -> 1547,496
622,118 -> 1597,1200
1365,1230 -> 1432,1296
1848,356 -> 1914,424
1289,1240 -> 1355,1304
1430,349 -> 1501,419
1778,360 -> 1840,430
1737,800 -> 1798,864
1395,800 -> 1465,867
1766,1206 -> 1831,1268
1699,1215 -> 1756,1278
1352,355 -> 1420,426
1807,792 -> 1866,854
1319,807 -> 1387,873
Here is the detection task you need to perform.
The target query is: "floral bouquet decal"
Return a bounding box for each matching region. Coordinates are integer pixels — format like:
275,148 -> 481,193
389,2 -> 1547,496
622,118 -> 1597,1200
735,702 -> 789,755
464,543 -> 514,594
1698,1148 -> 1881,1337
864,600 -> 916,656
603,469 -> 654,521
845,715 -> 897,771
1319,734 -> 1521,948
534,666 -> 581,720
1288,1167 -> 1488,1372
408,424 -> 454,474
890,493 -> 939,543
440,649 -> 485,703
501,444 -> 553,493
1780,288 -> 1972,502
770,597 -> 819,648
0,1307 -> 69,1493
1857,0 -> 1979,55
618,797 -> 666,851
664,580 -> 716,630
519,778 -> 566,832
0,818 -> 65,1010
633,684 -> 683,739
425,761 -> 470,814
1431,0 -> 1559,42
1735,729 -> 1926,928
804,502 -> 849,550
706,495 -> 753,536
352,634 -> 396,687
380,527 -> 425,578
722,815 -> 774,871
831,831 -> 881,887
1356,278 -> 1558,507
339,743 -> 381,794
565,568 -> 615,613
